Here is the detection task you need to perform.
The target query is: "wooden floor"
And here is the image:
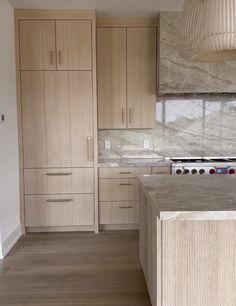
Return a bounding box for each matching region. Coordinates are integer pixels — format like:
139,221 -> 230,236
0,231 -> 151,306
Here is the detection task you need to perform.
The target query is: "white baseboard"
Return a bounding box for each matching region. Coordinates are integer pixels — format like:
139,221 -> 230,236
1,224 -> 23,259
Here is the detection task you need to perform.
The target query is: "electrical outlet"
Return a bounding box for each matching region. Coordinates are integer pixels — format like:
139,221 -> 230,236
144,140 -> 150,150
105,140 -> 111,150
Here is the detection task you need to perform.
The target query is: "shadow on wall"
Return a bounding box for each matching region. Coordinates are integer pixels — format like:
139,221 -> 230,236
99,94 -> 236,158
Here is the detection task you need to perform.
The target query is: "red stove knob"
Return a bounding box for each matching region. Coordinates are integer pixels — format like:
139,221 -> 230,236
209,169 -> 216,175
229,168 -> 235,175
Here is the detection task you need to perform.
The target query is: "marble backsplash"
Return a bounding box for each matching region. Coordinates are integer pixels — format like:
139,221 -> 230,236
98,95 -> 236,159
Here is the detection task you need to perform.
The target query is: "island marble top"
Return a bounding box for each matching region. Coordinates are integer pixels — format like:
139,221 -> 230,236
139,175 -> 236,221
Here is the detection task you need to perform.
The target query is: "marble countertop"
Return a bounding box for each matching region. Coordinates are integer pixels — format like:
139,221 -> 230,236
98,158 -> 171,168
139,175 -> 236,221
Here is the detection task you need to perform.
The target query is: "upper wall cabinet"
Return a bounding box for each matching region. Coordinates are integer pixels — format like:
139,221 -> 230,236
20,20 -> 56,70
97,24 -> 157,129
97,28 -> 127,129
159,12 -> 236,94
19,20 -> 92,71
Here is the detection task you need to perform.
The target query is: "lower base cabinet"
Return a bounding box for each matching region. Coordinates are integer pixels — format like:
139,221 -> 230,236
99,201 -> 139,225
25,194 -> 94,227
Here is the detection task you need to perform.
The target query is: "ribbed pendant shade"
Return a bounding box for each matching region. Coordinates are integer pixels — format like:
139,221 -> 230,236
180,0 -> 236,62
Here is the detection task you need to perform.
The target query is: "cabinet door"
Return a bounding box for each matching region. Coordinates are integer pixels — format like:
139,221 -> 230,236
97,28 -> 127,129
19,20 -> 56,70
21,71 -> 93,168
56,20 -> 92,70
127,28 -> 157,128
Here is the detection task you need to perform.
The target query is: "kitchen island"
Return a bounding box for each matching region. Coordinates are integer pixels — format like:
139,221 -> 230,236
139,175 -> 236,306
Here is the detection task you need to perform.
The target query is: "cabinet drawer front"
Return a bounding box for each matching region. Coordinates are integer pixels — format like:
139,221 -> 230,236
99,202 -> 139,225
25,194 -> 94,227
24,168 -> 94,194
99,178 -> 139,201
151,166 -> 170,175
99,167 -> 151,179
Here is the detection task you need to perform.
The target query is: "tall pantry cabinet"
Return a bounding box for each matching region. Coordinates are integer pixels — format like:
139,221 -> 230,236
15,10 -> 98,232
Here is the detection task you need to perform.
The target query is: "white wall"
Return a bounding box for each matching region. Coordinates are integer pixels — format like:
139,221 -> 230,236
0,0 -> 21,259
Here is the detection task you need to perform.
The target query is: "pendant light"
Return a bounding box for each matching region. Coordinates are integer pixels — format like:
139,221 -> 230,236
180,0 -> 236,62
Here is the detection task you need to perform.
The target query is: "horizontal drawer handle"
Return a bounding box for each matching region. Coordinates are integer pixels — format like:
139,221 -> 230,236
119,183 -> 133,186
46,172 -> 72,176
119,206 -> 133,209
46,199 -> 73,203
119,172 -> 132,175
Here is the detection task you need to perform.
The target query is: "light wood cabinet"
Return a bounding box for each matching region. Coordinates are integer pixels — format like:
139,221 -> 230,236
21,71 -> 93,168
99,202 -> 139,225
19,20 -> 56,71
97,26 -> 157,129
98,167 -> 152,228
24,168 -> 94,195
19,19 -> 92,71
97,28 -> 127,129
56,20 -> 92,70
99,178 -> 140,202
16,10 -> 97,232
25,194 -> 94,227
127,28 -> 157,129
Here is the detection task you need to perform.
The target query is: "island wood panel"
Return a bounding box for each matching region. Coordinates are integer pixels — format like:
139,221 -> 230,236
127,28 -> 157,129
56,20 -> 92,71
21,71 -> 93,168
99,201 -> 139,225
25,194 -> 94,227
97,28 -> 127,129
162,221 -> 236,306
99,167 -> 152,179
19,20 -> 56,70
24,168 -> 94,195
99,179 -> 140,202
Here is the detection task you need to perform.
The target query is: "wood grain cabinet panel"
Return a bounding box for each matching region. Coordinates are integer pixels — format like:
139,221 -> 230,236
24,168 -> 94,195
97,26 -> 157,129
99,179 -> 140,202
56,20 -> 92,71
21,71 -> 93,168
99,167 -> 151,179
99,202 -> 139,225
25,194 -> 94,227
97,28 -> 127,129
127,28 -> 157,129
151,166 -> 170,175
19,20 -> 56,70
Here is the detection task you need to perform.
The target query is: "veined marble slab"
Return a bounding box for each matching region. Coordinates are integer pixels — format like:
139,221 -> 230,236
139,175 -> 236,220
98,158 -> 171,168
159,12 -> 236,94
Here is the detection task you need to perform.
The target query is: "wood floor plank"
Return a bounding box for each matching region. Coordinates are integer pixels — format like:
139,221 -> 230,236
0,231 -> 151,306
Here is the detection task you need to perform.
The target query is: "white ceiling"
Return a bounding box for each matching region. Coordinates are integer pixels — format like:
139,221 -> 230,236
8,0 -> 185,17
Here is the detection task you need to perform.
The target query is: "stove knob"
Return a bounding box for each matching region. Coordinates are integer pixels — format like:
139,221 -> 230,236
209,169 -> 216,175
199,169 -> 205,175
176,169 -> 182,175
229,168 -> 235,175
191,169 -> 198,175
183,169 -> 190,174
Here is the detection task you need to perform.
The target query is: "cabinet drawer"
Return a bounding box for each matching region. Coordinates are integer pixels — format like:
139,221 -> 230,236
25,194 -> 94,227
99,202 -> 139,225
99,167 -> 151,179
151,166 -> 170,175
24,168 -> 94,194
99,179 -> 139,201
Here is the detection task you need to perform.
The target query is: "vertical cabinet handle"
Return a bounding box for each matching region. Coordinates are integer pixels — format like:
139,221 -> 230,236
87,136 -> 93,162
50,51 -> 55,66
122,108 -> 126,124
58,51 -> 62,65
129,108 -> 132,124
